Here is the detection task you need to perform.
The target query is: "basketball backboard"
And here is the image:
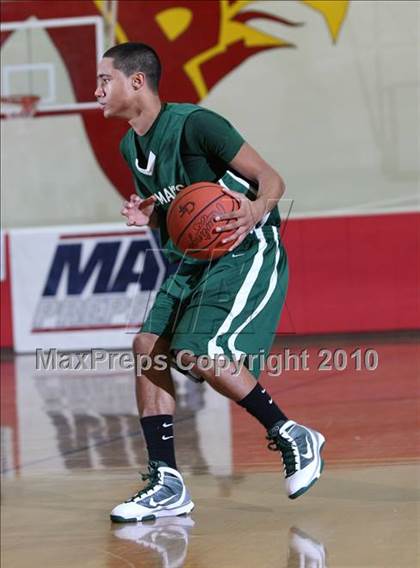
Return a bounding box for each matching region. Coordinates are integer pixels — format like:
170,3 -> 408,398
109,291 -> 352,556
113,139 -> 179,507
1,16 -> 104,113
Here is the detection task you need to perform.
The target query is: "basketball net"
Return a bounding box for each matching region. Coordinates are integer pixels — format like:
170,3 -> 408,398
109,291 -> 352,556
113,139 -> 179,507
0,95 -> 40,118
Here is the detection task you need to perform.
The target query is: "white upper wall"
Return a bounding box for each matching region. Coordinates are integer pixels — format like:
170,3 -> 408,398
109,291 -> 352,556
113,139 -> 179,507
1,0 -> 419,228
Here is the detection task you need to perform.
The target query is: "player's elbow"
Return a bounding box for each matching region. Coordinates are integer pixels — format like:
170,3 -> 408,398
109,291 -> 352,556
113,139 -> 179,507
260,166 -> 286,198
276,172 -> 286,197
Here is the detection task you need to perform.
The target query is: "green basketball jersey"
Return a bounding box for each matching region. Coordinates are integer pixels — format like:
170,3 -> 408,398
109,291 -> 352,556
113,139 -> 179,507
120,102 -> 280,263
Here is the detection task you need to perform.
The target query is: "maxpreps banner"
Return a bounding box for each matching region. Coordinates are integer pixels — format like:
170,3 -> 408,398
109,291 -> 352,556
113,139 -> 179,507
10,224 -> 167,352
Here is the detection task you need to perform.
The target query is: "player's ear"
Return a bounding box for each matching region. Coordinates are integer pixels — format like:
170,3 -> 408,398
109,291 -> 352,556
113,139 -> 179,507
132,72 -> 146,91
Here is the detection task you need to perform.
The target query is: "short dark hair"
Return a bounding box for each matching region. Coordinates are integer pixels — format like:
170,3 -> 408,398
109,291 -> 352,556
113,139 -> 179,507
103,42 -> 161,92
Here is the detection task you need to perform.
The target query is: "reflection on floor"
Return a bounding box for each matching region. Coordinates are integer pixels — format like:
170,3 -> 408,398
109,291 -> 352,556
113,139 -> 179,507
1,333 -> 419,567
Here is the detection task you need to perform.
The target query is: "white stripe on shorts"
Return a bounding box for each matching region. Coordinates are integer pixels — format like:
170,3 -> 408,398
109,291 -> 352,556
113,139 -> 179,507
228,226 -> 281,359
207,227 -> 267,357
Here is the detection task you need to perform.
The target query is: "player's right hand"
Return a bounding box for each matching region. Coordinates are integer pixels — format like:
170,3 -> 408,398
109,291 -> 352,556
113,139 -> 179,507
121,194 -> 156,226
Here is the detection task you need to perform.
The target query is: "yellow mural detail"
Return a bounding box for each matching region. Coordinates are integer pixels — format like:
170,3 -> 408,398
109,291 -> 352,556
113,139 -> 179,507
92,0 -> 350,99
183,0 -> 290,101
93,0 -> 128,44
155,7 -> 193,41
300,0 -> 349,42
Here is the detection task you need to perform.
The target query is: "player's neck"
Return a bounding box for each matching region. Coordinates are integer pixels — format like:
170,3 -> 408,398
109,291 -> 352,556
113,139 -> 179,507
129,96 -> 163,136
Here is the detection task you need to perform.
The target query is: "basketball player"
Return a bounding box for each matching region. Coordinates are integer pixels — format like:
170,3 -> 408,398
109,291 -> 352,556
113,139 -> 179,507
95,43 -> 325,523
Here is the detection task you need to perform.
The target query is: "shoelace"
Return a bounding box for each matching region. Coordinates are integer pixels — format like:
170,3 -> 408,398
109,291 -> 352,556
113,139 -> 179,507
128,461 -> 161,502
266,435 -> 299,476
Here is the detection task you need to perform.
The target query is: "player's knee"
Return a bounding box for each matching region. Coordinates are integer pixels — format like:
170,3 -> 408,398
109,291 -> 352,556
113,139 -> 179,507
177,350 -> 197,369
132,332 -> 155,357
132,333 -> 171,378
132,332 -> 170,359
177,351 -> 218,381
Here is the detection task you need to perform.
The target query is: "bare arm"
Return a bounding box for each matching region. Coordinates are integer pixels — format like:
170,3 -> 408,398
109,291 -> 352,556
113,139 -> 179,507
216,142 -> 286,249
230,142 -> 285,216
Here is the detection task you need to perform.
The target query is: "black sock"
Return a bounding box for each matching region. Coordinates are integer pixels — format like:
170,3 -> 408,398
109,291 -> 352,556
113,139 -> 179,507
140,415 -> 177,470
237,384 -> 288,430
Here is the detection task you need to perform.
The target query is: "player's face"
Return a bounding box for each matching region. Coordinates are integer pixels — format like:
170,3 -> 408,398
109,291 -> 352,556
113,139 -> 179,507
95,58 -> 133,119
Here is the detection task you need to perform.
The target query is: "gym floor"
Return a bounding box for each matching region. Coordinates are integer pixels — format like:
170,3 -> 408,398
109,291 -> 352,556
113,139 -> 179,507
1,332 -> 419,567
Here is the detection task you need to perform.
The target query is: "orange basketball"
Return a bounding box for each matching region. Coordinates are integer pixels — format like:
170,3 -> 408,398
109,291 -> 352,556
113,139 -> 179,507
167,182 -> 240,260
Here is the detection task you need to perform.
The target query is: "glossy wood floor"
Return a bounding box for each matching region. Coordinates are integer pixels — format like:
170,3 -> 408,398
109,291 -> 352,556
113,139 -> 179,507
1,333 -> 419,567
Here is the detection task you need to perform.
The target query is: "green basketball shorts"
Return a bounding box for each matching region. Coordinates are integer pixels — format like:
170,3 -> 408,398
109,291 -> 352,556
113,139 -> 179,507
141,225 -> 288,378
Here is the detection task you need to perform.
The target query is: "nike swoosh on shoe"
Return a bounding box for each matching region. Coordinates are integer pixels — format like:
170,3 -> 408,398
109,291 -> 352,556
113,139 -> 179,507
149,494 -> 177,508
301,435 -> 314,459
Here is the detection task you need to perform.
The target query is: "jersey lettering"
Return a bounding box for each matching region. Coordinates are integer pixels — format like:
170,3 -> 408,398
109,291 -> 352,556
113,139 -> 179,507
154,184 -> 184,207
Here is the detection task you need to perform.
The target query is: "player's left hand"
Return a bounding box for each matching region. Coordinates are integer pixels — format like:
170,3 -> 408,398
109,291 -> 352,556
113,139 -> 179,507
214,188 -> 266,251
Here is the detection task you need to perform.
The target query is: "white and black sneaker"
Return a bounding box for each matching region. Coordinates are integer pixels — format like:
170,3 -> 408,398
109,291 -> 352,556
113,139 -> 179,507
267,420 -> 325,499
110,461 -> 194,523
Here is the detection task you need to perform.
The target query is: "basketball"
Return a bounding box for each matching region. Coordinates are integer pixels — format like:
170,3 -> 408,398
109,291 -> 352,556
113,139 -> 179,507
167,182 -> 241,260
